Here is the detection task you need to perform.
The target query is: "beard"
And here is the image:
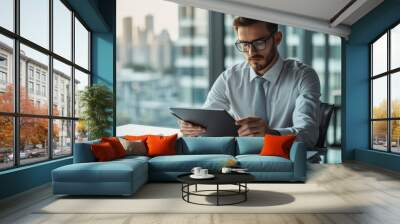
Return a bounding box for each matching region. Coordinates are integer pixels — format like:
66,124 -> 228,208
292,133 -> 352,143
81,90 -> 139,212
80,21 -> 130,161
248,46 -> 278,74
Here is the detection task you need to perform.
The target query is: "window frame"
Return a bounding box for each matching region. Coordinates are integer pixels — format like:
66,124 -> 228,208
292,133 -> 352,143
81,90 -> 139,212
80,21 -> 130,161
0,0 -> 92,171
369,20 -> 400,154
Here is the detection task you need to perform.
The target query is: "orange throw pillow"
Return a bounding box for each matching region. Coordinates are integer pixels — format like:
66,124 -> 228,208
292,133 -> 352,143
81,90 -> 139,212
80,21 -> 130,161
91,142 -> 117,161
259,134 -> 296,159
101,137 -> 127,158
124,135 -> 150,141
146,134 -> 177,157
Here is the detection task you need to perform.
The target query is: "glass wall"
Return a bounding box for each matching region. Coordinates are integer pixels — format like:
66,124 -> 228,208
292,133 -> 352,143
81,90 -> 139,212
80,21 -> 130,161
116,3 -> 342,148
0,0 -> 91,170
370,23 -> 400,153
117,0 -> 208,128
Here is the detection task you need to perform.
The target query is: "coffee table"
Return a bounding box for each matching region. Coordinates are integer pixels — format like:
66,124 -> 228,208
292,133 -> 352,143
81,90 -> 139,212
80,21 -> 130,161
177,172 -> 255,206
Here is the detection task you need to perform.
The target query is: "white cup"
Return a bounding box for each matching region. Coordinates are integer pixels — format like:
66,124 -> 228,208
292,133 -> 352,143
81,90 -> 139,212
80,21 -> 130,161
200,169 -> 208,176
191,167 -> 202,176
221,167 -> 232,174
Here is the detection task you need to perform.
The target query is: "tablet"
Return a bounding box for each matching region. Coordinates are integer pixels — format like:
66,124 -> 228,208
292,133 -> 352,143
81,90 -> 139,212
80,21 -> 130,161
169,107 -> 239,137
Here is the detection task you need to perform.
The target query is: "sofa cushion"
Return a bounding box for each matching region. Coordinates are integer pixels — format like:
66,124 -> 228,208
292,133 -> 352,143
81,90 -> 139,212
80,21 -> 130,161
260,135 -> 296,159
124,135 -> 149,141
73,139 -> 100,163
236,155 -> 293,172
101,137 -> 127,158
118,138 -> 147,156
149,154 -> 235,172
53,158 -> 147,183
235,137 -> 263,155
147,134 -> 178,157
115,155 -> 150,163
91,142 -> 118,161
178,137 -> 235,155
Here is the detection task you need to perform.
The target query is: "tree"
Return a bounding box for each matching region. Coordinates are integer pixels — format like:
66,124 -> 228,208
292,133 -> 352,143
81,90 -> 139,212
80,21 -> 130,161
0,85 -> 13,149
372,99 -> 400,143
0,84 -> 59,151
79,84 -> 113,140
76,119 -> 87,141
372,100 -> 387,139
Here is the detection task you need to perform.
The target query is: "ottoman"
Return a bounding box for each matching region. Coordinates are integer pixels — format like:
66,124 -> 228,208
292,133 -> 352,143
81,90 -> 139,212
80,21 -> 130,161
52,157 -> 148,196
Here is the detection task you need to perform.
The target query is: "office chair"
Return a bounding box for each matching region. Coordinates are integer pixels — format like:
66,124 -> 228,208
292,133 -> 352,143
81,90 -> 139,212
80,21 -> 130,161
308,102 -> 335,163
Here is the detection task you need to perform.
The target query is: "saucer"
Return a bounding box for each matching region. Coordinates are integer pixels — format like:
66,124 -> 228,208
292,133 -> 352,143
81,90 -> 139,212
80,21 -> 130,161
190,174 -> 215,179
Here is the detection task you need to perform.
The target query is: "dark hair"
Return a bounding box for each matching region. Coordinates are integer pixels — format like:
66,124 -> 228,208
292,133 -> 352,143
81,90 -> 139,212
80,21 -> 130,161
233,17 -> 278,34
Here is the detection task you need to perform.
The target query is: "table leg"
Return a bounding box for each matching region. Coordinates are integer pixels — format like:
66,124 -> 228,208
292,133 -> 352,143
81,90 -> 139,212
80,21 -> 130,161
181,184 -> 183,199
217,184 -> 219,206
188,184 -> 190,202
195,184 -> 197,192
245,183 -> 247,201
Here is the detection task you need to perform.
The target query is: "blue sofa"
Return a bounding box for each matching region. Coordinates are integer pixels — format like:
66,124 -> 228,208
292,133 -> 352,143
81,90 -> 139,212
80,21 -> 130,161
52,137 -> 306,196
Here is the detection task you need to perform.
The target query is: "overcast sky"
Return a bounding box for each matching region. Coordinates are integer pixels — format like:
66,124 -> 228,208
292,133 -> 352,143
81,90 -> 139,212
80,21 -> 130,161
117,0 -> 179,41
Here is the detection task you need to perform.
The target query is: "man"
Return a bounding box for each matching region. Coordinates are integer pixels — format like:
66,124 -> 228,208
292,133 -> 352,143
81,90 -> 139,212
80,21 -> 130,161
180,17 -> 321,148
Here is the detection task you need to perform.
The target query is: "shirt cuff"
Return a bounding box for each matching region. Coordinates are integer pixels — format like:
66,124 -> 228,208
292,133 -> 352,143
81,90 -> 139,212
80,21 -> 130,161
274,127 -> 295,136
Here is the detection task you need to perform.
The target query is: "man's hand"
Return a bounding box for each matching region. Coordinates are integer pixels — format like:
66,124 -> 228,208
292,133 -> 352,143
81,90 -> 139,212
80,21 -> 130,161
235,117 -> 280,136
179,120 -> 206,137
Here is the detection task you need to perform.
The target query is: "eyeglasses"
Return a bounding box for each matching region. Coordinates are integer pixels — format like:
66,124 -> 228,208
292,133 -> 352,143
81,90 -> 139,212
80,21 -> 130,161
235,32 -> 275,52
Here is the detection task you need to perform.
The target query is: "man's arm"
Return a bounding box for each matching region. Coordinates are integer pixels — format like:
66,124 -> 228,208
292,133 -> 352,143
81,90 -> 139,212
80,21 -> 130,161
203,72 -> 230,110
275,68 -> 321,148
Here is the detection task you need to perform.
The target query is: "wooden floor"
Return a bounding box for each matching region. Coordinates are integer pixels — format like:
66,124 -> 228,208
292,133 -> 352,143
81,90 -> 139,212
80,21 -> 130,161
1,161 -> 400,224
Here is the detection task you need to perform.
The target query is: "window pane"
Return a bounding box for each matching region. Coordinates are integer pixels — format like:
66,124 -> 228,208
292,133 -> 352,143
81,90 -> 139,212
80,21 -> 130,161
75,120 -> 88,143
53,0 -> 72,60
20,0 -> 49,49
391,24 -> 400,70
53,59 -> 72,117
391,72 -> 400,118
53,119 -> 72,157
224,15 -> 242,67
20,117 -> 49,165
74,69 -> 89,118
0,0 -> 14,31
372,33 -> 387,76
391,120 -> 400,153
20,44 -> 49,115
0,34 -> 14,112
0,116 -> 13,170
372,121 -> 388,151
75,18 -> 89,70
117,1 -> 208,128
372,77 -> 387,119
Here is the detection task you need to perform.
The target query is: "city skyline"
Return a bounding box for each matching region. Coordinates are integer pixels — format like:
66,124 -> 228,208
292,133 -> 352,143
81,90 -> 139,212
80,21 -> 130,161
117,0 -> 179,41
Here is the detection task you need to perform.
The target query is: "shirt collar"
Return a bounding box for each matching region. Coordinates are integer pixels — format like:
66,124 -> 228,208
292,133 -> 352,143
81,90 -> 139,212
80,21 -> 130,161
249,56 -> 284,84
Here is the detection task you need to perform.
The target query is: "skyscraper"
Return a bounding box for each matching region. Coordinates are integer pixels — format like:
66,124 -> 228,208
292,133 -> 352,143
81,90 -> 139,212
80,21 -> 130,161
122,17 -> 133,66
175,6 -> 209,106
145,14 -> 154,34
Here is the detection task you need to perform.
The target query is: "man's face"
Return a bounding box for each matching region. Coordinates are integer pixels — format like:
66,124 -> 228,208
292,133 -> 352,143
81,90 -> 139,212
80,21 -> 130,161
237,23 -> 281,73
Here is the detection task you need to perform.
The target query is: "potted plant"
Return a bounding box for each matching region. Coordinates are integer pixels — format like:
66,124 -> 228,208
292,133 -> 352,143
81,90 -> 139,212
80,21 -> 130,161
79,84 -> 113,140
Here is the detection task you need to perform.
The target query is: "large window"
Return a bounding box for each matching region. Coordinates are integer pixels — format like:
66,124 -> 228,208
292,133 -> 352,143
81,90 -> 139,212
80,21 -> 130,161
116,2 -> 342,149
370,23 -> 400,153
117,0 -> 209,128
0,0 -> 91,171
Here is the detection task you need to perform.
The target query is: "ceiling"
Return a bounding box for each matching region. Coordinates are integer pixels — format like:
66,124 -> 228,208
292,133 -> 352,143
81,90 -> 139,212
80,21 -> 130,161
165,0 -> 384,38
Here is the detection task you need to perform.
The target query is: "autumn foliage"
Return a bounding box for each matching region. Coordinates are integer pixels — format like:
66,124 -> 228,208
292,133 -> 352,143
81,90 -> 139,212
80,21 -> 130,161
372,99 -> 400,142
0,84 -> 59,150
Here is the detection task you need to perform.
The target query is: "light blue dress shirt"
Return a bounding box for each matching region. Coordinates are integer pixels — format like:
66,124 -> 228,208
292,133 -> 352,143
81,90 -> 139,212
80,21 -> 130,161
203,56 -> 321,147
